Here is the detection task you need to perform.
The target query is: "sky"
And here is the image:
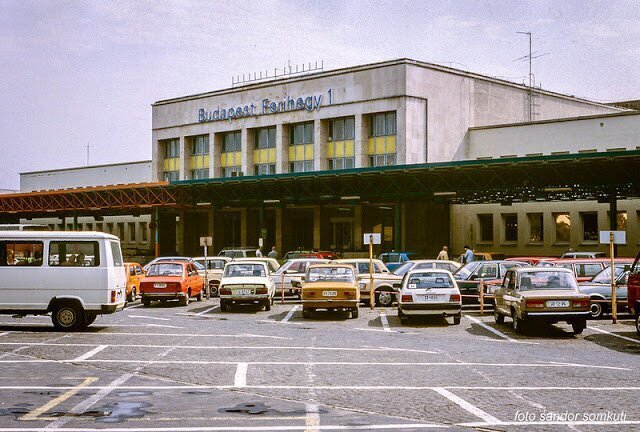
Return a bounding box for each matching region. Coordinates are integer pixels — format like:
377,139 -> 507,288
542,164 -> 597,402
1,0 -> 639,190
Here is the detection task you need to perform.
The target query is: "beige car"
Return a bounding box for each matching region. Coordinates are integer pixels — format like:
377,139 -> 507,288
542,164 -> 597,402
493,267 -> 590,334
293,264 -> 360,319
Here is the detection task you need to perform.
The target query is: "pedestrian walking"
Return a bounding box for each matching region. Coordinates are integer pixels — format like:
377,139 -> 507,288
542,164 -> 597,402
436,245 -> 449,260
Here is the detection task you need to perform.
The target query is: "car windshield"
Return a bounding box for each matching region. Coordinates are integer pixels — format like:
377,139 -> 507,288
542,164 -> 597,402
146,263 -> 183,277
196,259 -> 226,270
392,261 -> 414,276
406,272 -> 454,289
519,271 -> 578,290
224,263 -> 266,278
591,266 -> 626,284
381,254 -> 400,263
307,267 -> 355,283
454,261 -> 482,279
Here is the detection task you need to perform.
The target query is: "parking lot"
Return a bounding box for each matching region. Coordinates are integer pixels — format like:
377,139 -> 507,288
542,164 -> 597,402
0,298 -> 639,431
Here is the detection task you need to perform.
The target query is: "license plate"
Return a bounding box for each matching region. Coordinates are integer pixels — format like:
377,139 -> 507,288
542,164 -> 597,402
153,283 -> 167,288
322,291 -> 338,297
546,300 -> 570,308
235,289 -> 253,295
422,294 -> 443,301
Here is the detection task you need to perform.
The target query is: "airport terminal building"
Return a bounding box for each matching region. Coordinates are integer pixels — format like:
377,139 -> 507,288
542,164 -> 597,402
11,59 -> 640,260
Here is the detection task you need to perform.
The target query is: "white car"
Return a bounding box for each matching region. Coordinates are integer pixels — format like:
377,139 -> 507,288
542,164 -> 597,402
396,269 -> 462,325
335,258 -> 398,306
392,260 -> 461,276
233,257 -> 280,273
193,256 -> 231,297
218,261 -> 275,311
273,258 -> 331,297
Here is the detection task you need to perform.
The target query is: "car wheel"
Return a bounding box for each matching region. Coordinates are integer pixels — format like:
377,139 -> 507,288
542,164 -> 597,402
512,311 -> 524,334
589,301 -> 605,319
52,303 -> 84,331
453,313 -> 461,325
494,309 -> 505,324
179,295 -> 189,306
572,319 -> 586,335
220,300 -> 228,312
636,313 -> 640,335
196,290 -> 203,302
302,308 -> 311,319
264,299 -> 271,311
351,308 -> 359,319
143,298 -> 151,307
376,291 -> 394,307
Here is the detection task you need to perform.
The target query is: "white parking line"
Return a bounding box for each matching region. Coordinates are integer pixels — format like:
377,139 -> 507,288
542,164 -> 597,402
20,377 -> 98,421
44,373 -> 133,429
0,359 -> 628,370
589,325 -> 640,344
0,332 -> 10,337
305,403 -> 320,431
282,305 -> 300,323
54,332 -> 290,340
379,312 -> 391,332
126,303 -> 144,309
128,315 -> 171,321
146,323 -> 183,329
234,362 -> 248,387
465,315 -> 520,343
195,306 -> 219,316
70,345 -> 108,362
354,327 -> 398,333
433,387 -> 502,424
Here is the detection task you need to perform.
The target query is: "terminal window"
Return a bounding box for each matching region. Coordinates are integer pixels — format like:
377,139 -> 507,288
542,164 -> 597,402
162,138 -> 180,158
478,214 -> 493,243
327,117 -> 355,170
528,213 -> 544,243
503,214 -> 518,242
554,212 -> 571,243
368,112 -> 396,167
254,127 -> 276,149
189,135 -> 209,155
581,212 -> 598,242
190,168 -> 209,180
163,171 -> 179,182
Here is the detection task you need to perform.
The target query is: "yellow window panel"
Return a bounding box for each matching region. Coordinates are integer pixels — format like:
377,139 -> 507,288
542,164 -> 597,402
220,153 -> 228,167
295,145 -> 305,161
253,149 -> 262,164
163,158 -> 179,171
375,137 -> 385,154
335,141 -> 345,158
288,146 -> 295,162
386,136 -> 396,154
326,142 -> 335,158
368,138 -> 374,155
304,144 -> 313,160
345,140 -> 355,157
267,148 -> 276,163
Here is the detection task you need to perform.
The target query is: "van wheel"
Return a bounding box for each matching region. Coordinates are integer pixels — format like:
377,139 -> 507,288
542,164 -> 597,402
52,303 -> 84,331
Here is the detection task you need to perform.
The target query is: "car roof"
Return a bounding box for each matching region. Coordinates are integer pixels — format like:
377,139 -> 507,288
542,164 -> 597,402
147,260 -> 187,266
193,256 -> 231,261
336,258 -> 384,263
285,258 -> 330,262
407,268 -> 453,275
308,263 -> 355,270
225,260 -> 267,266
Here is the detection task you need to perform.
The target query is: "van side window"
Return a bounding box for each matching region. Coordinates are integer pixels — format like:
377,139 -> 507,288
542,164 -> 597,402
0,241 -> 44,266
109,241 -> 123,266
49,241 -> 100,267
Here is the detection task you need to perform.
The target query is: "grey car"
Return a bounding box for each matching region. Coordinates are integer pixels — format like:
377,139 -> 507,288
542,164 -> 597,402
578,265 -> 629,319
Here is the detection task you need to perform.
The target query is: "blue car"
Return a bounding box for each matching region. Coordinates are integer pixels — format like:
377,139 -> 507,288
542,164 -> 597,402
378,252 -> 416,272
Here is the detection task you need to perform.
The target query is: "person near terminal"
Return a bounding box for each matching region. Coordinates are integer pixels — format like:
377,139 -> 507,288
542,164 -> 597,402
255,247 -> 263,257
268,246 -> 278,259
436,245 -> 449,260
463,245 -> 474,264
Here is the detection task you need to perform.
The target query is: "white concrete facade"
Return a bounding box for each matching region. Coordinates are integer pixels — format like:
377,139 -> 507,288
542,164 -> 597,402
151,59 -> 620,181
20,161 -> 152,192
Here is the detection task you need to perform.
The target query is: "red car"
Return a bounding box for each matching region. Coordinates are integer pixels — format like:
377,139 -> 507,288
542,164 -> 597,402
546,258 -> 635,283
140,261 -> 204,306
628,251 -> 640,334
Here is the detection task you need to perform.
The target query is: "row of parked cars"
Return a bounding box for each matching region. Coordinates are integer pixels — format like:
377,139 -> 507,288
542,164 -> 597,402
124,247 -> 640,335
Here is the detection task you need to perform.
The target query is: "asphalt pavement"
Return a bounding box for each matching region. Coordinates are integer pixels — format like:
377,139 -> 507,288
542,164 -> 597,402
0,297 -> 638,431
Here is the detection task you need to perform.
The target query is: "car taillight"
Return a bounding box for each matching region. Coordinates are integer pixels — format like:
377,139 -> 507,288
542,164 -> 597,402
256,287 -> 268,295
401,294 -> 413,303
450,294 -> 461,303
306,291 -> 316,296
573,299 -> 590,308
526,299 -> 545,308
111,291 -> 116,303
220,287 -> 231,296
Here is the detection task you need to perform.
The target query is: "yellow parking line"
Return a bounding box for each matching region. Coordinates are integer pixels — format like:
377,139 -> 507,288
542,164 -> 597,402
21,377 -> 98,421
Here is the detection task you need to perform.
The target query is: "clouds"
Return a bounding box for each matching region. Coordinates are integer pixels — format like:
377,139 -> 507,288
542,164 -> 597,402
0,0 -> 639,189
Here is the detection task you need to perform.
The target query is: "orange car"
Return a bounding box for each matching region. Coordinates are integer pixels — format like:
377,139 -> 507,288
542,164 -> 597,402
140,261 -> 204,306
124,262 -> 145,302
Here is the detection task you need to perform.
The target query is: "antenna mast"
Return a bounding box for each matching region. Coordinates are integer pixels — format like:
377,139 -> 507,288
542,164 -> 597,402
515,32 -> 548,122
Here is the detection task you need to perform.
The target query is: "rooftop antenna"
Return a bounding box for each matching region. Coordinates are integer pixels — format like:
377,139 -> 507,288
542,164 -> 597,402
232,60 -> 324,87
515,31 -> 549,122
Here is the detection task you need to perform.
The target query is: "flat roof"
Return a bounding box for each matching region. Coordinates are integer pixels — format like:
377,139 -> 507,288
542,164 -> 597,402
469,110 -> 640,131
152,58 -> 621,111
21,160 -> 152,176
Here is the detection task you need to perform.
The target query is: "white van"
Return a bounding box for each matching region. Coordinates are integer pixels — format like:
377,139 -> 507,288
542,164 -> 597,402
0,231 -> 126,330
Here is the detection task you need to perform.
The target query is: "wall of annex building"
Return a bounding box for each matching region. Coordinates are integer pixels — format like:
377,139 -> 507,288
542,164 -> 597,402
450,200 -> 640,258
19,215 -> 154,263
467,113 -> 640,159
20,161 -> 153,192
151,63 -> 410,181
404,64 -> 622,163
